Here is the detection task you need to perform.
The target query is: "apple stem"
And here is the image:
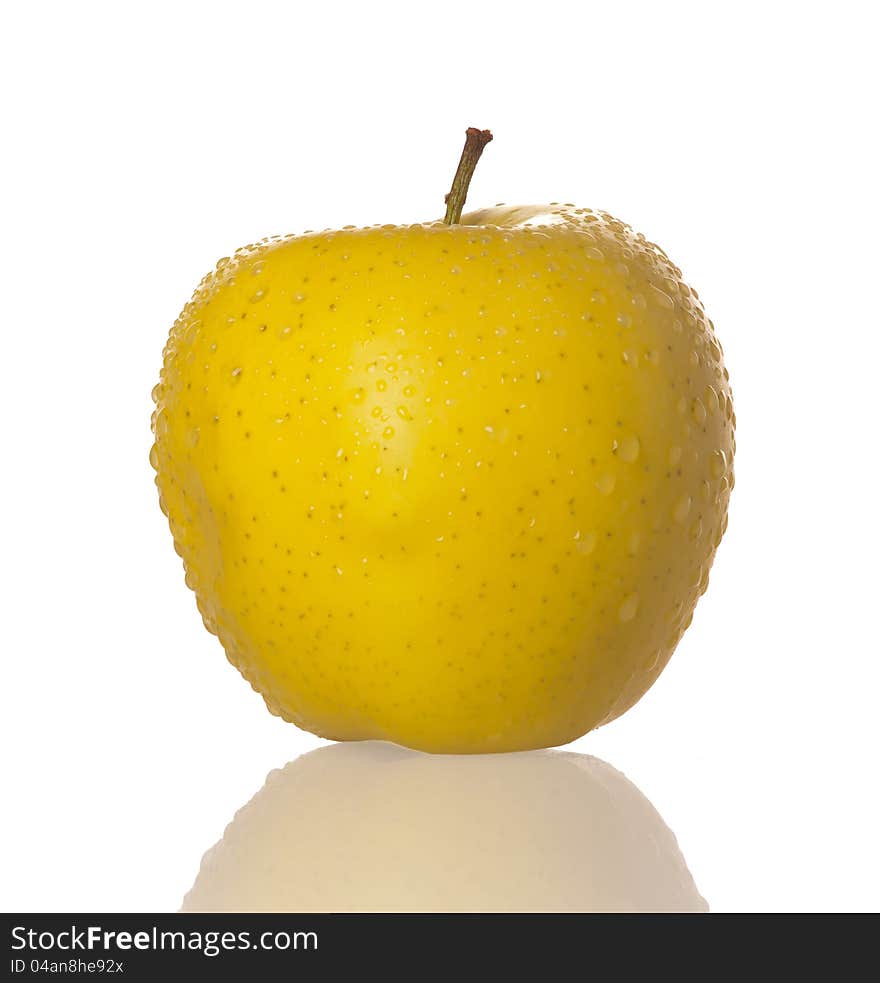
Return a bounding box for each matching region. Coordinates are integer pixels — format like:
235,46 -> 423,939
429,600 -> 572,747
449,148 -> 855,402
443,127 -> 493,225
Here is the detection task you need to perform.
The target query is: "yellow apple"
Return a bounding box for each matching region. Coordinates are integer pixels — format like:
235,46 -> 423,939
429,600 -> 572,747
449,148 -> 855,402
182,742 -> 707,912
151,133 -> 734,752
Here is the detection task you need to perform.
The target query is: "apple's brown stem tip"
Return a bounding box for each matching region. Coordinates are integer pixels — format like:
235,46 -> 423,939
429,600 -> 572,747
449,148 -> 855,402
443,127 -> 493,225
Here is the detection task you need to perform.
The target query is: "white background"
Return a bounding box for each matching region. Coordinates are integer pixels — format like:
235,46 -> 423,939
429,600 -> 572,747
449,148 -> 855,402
2,1 -> 878,913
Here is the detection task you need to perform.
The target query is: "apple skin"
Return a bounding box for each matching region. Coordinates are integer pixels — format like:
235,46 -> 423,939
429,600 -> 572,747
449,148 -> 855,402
182,742 -> 707,912
152,204 -> 734,752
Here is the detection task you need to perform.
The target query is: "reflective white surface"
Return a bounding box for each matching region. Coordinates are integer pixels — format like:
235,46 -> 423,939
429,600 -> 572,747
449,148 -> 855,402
182,743 -> 706,913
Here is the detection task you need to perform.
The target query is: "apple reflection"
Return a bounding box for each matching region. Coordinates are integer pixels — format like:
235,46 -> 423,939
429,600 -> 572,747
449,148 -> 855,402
182,742 -> 706,912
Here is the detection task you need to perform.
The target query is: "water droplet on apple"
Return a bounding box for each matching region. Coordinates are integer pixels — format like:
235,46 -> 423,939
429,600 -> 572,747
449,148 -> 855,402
596,473 -> 616,496
703,385 -> 719,414
674,495 -> 692,523
691,398 -> 707,426
710,449 -> 727,477
576,530 -> 597,555
618,594 -> 639,622
617,435 -> 640,463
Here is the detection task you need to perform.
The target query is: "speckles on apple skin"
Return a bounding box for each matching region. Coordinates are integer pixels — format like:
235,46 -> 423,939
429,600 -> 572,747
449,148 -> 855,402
152,203 -> 735,753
